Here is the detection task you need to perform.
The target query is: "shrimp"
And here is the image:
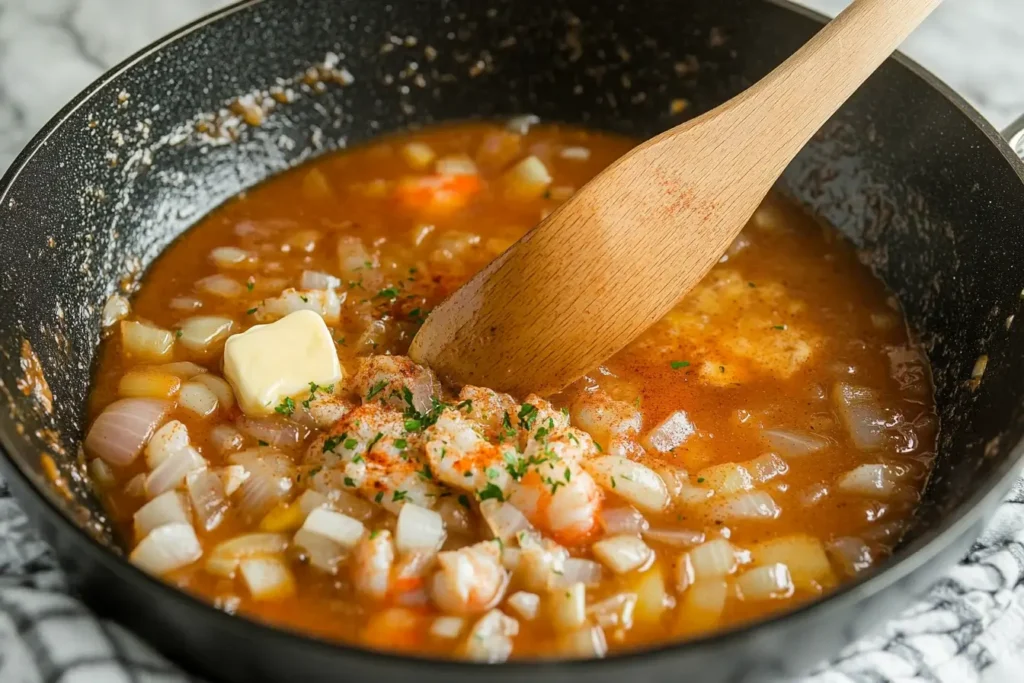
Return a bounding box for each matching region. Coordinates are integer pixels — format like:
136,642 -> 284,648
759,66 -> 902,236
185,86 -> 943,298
514,395 -> 570,450
351,355 -> 439,416
506,427 -> 603,546
430,540 -> 508,615
306,404 -> 443,513
423,408 -> 513,498
570,389 -> 643,458
352,529 -> 395,601
456,386 -> 519,441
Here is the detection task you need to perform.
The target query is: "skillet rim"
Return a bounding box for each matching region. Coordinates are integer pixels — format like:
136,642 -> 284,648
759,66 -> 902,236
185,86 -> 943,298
1,0 -> 1023,673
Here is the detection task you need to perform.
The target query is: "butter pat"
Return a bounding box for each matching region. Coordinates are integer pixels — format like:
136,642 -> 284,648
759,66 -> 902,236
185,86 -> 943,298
223,310 -> 342,417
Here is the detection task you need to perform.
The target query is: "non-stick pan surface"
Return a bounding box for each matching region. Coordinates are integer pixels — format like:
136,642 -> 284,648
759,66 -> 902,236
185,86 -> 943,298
1,1 -> 1024,681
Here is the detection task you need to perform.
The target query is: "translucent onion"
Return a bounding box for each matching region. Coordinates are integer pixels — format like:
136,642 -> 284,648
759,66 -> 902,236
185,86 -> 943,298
118,371 -> 180,399
748,452 -> 789,484
550,582 -> 587,632
592,535 -> 653,574
302,508 -> 365,548
827,537 -> 874,577
229,449 -> 297,521
463,610 -> 518,663
677,579 -> 727,633
133,490 -> 190,539
599,506 -> 649,536
124,473 -> 146,498
837,463 -> 903,499
750,534 -> 834,591
631,564 -> 668,625
205,532 -> 290,578
87,458 -> 116,489
833,383 -> 888,450
400,142 -> 436,170
550,558 -> 604,589
762,428 -> 829,457
177,316 -> 234,354
121,321 -> 174,362
186,469 -> 229,532
438,497 -> 474,536
178,381 -> 220,418
559,146 -> 592,161
101,293 -> 130,327
735,563 -> 794,600
480,500 -> 532,542
196,274 -> 244,299
170,296 -> 203,312
696,462 -> 753,495
587,592 -> 637,630
329,488 -> 378,522
153,361 -> 207,379
210,424 -> 244,454
505,591 -> 540,620
435,153 -> 478,176
642,410 -> 696,453
293,527 -> 345,574
146,446 -> 205,498
193,374 -> 234,411
145,420 -> 191,469
584,455 -> 669,513
299,270 -> 341,290
688,539 -> 738,579
130,523 -> 202,575
430,615 -> 465,639
560,626 -> 608,659
642,527 -> 705,548
297,489 -> 330,515
500,547 -> 521,571
209,246 -> 256,269
235,416 -> 307,449
85,398 -> 171,466
395,503 -> 446,554
501,155 -> 552,201
219,464 -> 249,495
240,556 -> 296,600
711,491 -> 781,521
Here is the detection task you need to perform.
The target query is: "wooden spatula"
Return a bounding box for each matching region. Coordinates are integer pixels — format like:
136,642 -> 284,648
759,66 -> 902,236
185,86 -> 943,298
410,0 -> 940,396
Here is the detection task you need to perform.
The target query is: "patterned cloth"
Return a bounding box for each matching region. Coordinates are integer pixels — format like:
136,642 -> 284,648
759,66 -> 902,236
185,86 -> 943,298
1,476 -> 1022,683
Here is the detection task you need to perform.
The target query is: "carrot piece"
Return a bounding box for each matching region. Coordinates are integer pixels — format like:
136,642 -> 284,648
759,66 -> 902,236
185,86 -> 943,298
394,174 -> 481,212
362,607 -> 425,652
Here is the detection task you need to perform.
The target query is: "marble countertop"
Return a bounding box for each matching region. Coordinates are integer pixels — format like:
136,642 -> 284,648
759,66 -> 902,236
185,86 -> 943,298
0,0 -> 1022,174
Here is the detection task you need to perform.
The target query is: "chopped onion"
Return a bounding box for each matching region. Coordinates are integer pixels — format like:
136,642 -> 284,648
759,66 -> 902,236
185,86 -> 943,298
121,321 -> 174,362
438,497 -> 474,536
153,361 -> 207,379
210,424 -> 244,454
585,455 -> 669,513
550,582 -> 587,632
560,625 -> 608,659
748,453 -> 789,484
501,155 -> 552,201
395,503 -> 446,554
762,428 -> 829,457
463,610 -> 518,663
297,489 -> 330,515
118,371 -> 181,399
124,473 -> 146,498
506,114 -> 540,134
436,153 -> 478,176
643,527 -> 705,547
505,591 -> 540,620
673,552 -> 695,592
328,488 -> 378,522
631,564 -> 668,625
210,246 -> 256,269
827,537 -> 874,577
599,506 -> 648,536
85,398 -> 171,466
101,293 -> 130,327
688,538 -> 738,579
400,142 -> 436,170
179,381 -> 220,418
800,482 -> 830,507
833,383 -> 888,450
299,270 -> 341,290
235,416 -> 306,449
293,527 -> 345,574
206,532 -> 290,578
642,410 -> 696,453
430,615 -> 465,639
550,558 -> 603,589
145,420 -> 191,468
146,446 -> 205,498
133,490 -> 190,539
87,458 -> 116,489
837,463 -> 905,499
592,535 -> 653,574
186,469 -> 229,532
711,491 -> 781,520
229,449 -> 297,521
170,296 -> 203,312
192,374 -> 234,411
587,592 -> 637,630
196,274 -> 244,299
240,556 -> 296,600
130,523 -> 202,575
678,579 -> 727,633
559,146 -> 591,161
750,534 -> 834,591
696,462 -> 754,495
219,464 -> 249,495
480,500 -> 532,542
302,507 -> 365,548
177,316 -> 234,354
257,288 -> 341,325
735,563 -> 794,600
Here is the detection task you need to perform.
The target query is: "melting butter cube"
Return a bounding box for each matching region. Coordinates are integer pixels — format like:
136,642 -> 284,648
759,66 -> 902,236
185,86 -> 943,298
223,310 -> 342,416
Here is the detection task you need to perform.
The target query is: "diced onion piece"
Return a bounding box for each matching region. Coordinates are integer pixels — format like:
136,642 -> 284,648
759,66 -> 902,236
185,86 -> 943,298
134,490 -> 189,539
210,424 -> 244,454
400,142 -> 437,170
240,556 -> 296,600
117,371 -> 181,399
438,497 -> 474,536
711,491 -> 781,520
747,452 -> 789,484
500,547 -> 521,571
302,507 -> 365,548
592,535 -> 653,574
599,506 -> 649,536
736,563 -> 794,600
762,428 -> 829,457
559,146 -> 591,161
585,455 -> 669,513
550,581 -> 587,632
561,626 -> 608,659
87,458 -> 116,489
85,398 -> 171,466
696,462 -> 754,495
205,532 -> 290,578
192,374 -> 234,411
749,534 -> 834,591
587,592 -> 638,630
506,591 -> 540,620
229,449 -> 296,521
293,527 -> 346,574
642,410 -> 696,453
186,469 -> 229,532
677,579 -> 727,634
196,274 -> 244,299
236,416 -> 306,449
328,489 -> 378,522
130,523 -> 202,575
837,463 -> 904,499
480,499 -> 532,542
463,610 -> 519,663
101,293 -> 131,327
219,464 -> 249,495
146,446 -> 205,498
170,297 -> 203,312
146,420 -> 190,468
121,321 -> 174,362
178,382 -> 219,418
299,270 -> 341,290
827,537 -> 874,577
833,383 -> 887,450
631,564 -> 668,625
673,552 -> 695,592
210,246 -> 255,269
430,615 -> 465,639
395,503 -> 446,554
153,361 -> 207,379
506,114 -> 540,134
436,153 -> 478,176
642,527 -> 705,547
177,316 -> 234,354
688,538 -> 738,579
124,473 -> 146,498
501,155 -> 552,201
297,489 -> 331,515
550,558 -> 603,589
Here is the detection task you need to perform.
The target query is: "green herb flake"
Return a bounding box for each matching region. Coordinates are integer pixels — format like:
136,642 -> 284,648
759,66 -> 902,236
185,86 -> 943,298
392,490 -> 408,502
671,360 -> 691,370
299,295 -> 309,303
517,403 -> 538,430
394,438 -> 408,449
257,439 -> 269,447
323,436 -> 342,453
374,491 -> 384,504
343,476 -> 356,487
246,307 -> 258,315
376,287 -> 399,300
418,463 -> 433,480
343,437 -> 358,450
175,329 -> 183,339
458,494 -> 470,509
477,482 -> 505,502
773,324 -> 787,330
274,397 -> 295,416
404,418 -> 422,432
456,399 -> 473,413
352,454 -> 364,464
697,477 -> 706,483
368,432 -> 384,450
611,476 -> 617,488
247,279 -> 255,291
366,380 -> 388,401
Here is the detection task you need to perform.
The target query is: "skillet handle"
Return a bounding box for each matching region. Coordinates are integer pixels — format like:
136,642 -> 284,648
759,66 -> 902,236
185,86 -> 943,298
1003,115 -> 1024,159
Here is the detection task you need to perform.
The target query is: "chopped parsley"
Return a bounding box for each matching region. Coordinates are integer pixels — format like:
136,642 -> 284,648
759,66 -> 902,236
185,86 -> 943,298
408,307 -> 428,324
671,360 -> 691,370
564,467 -> 571,483
394,438 -> 408,449
417,463 -> 433,480
594,441 -> 604,453
369,530 -> 380,539
374,491 -> 384,504
500,411 -> 516,441
299,295 -> 309,303
366,380 -> 388,401
343,476 -> 356,487
336,337 -> 346,346
322,435 -> 343,452
305,465 -> 323,480
534,426 -> 549,442
748,281 -> 756,288
611,476 -> 617,488
456,399 -> 473,413
517,403 -> 538,430
404,418 -> 422,432
696,477 -> 706,483
773,324 -> 787,330
175,329 -> 183,338
344,437 -> 358,450
274,397 -> 295,416
257,439 -> 269,447
246,279 -> 255,291
567,432 -> 579,445
246,307 -> 258,315
477,482 -> 505,502
392,490 -> 408,502
351,454 -> 364,464
367,432 -> 384,450
458,494 -> 470,509
376,287 -> 399,300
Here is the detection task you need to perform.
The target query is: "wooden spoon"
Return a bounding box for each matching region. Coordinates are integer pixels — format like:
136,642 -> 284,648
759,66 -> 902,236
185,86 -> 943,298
410,0 -> 940,396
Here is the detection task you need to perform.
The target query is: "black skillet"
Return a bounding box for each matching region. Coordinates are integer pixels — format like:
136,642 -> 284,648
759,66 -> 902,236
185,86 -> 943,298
1,0 -> 1023,681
